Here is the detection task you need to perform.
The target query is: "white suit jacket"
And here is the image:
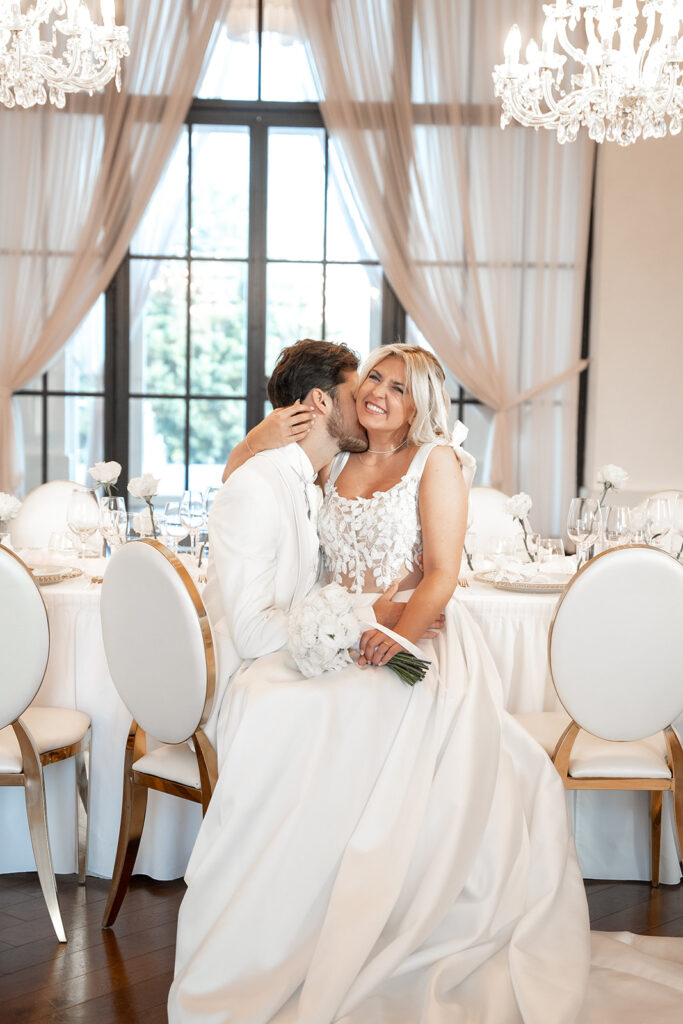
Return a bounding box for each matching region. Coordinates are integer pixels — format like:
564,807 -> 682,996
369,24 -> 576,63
202,444 -> 321,748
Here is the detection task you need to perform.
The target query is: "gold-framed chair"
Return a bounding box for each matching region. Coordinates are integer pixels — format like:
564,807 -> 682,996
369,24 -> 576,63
0,546 -> 91,942
99,539 -> 218,928
515,545 -> 683,887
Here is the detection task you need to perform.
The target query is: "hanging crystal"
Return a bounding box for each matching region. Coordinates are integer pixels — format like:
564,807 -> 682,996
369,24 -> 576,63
493,1 -> 683,146
0,0 -> 129,110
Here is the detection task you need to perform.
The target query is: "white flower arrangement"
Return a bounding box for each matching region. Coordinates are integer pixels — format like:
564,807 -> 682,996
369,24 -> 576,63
132,507 -> 154,537
127,474 -> 161,538
596,464 -> 628,506
504,492 -> 536,562
89,460 -> 122,497
287,583 -> 430,685
0,492 -> 21,523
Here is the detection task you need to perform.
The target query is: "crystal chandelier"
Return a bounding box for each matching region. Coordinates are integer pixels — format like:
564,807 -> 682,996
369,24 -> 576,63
0,0 -> 129,109
493,1 -> 683,146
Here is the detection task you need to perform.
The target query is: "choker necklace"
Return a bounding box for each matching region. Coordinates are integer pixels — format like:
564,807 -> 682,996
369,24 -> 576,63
363,439 -> 409,455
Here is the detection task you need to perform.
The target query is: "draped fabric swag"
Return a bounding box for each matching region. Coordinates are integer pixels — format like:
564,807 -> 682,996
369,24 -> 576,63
294,0 -> 595,532
0,0 -> 231,494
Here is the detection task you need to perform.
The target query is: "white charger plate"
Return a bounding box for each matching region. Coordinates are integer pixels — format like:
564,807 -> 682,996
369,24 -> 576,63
473,570 -> 569,594
30,565 -> 84,586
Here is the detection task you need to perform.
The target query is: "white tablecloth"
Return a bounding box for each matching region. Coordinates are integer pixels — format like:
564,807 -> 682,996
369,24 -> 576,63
2,567 -> 680,883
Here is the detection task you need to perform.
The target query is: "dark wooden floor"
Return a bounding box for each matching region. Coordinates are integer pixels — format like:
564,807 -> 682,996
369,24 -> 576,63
0,873 -> 681,1022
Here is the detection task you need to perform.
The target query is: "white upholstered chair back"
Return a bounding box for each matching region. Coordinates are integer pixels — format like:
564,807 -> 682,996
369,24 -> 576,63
549,545 -> 683,742
0,546 -> 49,728
10,480 -> 91,549
100,540 -> 215,744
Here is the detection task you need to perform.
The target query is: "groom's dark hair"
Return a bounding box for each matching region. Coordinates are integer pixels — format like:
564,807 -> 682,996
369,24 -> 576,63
267,339 -> 359,408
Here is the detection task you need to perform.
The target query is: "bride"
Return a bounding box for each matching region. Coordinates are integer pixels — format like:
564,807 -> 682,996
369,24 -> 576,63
169,345 -> 683,1023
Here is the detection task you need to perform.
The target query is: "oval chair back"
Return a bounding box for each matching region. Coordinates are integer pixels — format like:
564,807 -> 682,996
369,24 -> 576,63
468,486 -> 520,541
101,539 -> 215,744
0,546 -> 49,727
10,480 -> 91,550
549,545 -> 683,741
100,539 -> 217,928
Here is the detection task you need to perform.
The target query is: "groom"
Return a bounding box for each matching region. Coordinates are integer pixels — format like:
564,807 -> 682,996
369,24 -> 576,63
202,339 -> 371,754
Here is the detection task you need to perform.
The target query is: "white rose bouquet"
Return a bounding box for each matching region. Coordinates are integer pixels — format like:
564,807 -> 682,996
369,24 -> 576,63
504,492 -> 536,562
127,473 -> 160,539
89,461 -> 122,497
596,464 -> 628,507
288,583 -> 431,686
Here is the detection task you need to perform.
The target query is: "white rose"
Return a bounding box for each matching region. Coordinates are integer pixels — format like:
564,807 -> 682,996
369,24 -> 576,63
597,464 -> 628,490
0,492 -> 21,521
89,461 -> 121,487
128,474 -> 160,500
504,492 -> 533,519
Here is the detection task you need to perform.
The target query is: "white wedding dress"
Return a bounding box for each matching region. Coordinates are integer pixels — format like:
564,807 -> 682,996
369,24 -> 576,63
169,444 -> 683,1023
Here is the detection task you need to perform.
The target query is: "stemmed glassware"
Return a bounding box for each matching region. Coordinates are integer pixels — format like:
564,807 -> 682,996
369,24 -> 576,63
164,501 -> 187,554
67,489 -> 100,559
567,497 -> 601,570
180,491 -> 206,558
602,505 -> 630,548
99,496 -> 127,552
645,496 -> 673,550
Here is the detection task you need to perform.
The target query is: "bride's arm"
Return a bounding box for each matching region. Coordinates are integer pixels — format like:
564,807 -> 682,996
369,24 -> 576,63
359,446 -> 466,666
222,402 -> 314,482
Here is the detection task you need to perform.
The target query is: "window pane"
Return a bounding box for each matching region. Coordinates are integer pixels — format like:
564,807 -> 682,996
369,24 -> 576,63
261,1 -> 321,101
192,127 -> 250,258
129,397 -> 186,500
267,128 -> 325,260
326,144 -> 377,262
130,259 -> 187,395
190,262 -> 248,396
324,264 -> 382,362
47,296 -> 105,392
47,395 -> 104,485
131,130 -> 188,258
189,399 -> 246,492
196,6 -> 259,101
266,263 -> 323,376
15,394 -> 42,496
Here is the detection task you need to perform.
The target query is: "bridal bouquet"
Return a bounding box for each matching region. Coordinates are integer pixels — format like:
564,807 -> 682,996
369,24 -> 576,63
288,583 -> 431,686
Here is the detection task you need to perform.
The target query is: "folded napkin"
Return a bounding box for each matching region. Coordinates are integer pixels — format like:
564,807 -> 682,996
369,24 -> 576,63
492,555 -> 575,584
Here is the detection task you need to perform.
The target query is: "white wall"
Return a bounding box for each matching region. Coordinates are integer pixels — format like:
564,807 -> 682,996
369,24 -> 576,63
586,135 -> 683,503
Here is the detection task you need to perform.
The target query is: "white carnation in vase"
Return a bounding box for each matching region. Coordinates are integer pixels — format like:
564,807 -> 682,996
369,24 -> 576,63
0,492 -> 21,522
89,461 -> 122,496
596,464 -> 628,506
127,473 -> 160,500
504,492 -> 533,520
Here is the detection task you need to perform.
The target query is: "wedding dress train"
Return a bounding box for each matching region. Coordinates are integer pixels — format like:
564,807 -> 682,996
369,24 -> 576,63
169,445 -> 683,1022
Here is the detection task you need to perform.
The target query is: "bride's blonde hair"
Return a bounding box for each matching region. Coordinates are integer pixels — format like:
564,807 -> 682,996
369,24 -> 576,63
359,344 -> 452,446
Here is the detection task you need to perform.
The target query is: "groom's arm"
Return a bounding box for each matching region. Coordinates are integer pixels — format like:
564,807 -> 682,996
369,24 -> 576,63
209,467 -> 290,660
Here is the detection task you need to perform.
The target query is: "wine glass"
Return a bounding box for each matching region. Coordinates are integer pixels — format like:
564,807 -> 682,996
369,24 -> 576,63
672,494 -> 683,562
567,498 -> 600,570
204,486 -> 220,517
602,505 -> 630,549
67,489 -> 100,559
538,537 -> 565,563
645,496 -> 673,550
164,501 -> 187,554
180,491 -> 206,558
99,496 -> 127,552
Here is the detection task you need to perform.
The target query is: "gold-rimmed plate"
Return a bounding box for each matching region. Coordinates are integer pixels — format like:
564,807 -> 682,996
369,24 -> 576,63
30,565 -> 84,586
473,570 -> 569,594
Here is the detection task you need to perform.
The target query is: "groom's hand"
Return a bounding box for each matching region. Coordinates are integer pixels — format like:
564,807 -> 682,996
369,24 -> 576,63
372,582 -> 445,639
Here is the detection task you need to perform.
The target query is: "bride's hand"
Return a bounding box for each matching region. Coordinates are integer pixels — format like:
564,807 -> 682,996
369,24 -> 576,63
249,401 -> 314,451
358,628 -> 406,667
373,582 -> 445,637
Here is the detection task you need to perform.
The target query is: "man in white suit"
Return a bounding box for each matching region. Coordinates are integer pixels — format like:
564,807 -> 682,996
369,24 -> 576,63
202,339 -> 371,757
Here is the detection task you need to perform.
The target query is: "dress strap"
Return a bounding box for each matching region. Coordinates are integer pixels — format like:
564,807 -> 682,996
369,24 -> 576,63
405,442 -> 440,482
328,452 -> 349,486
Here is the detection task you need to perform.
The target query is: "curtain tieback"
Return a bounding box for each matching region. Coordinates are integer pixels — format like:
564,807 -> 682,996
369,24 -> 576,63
499,359 -> 589,413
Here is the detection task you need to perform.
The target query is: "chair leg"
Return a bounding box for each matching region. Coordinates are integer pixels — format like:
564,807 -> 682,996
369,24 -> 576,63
665,727 -> 683,870
101,772 -> 149,928
75,740 -> 90,886
651,790 -> 662,888
13,720 -> 66,943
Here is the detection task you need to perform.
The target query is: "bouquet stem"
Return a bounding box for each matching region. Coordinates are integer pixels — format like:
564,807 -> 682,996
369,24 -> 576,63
387,651 -> 432,686
518,518 -> 536,563
598,482 -> 611,508
146,498 -> 158,539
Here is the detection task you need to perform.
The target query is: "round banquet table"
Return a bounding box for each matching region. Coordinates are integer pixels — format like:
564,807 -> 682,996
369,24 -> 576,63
1,562 -> 681,884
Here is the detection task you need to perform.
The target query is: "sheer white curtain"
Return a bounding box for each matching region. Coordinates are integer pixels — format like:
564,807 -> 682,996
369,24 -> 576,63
0,0 -> 231,494
294,0 -> 594,532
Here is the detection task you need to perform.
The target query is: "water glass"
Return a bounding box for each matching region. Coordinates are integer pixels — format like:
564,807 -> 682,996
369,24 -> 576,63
67,489 -> 100,559
538,537 -> 565,563
628,506 -> 648,544
181,491 -> 206,558
99,496 -> 127,552
164,501 -> 188,553
645,496 -> 673,549
602,505 -> 630,548
567,498 -> 600,569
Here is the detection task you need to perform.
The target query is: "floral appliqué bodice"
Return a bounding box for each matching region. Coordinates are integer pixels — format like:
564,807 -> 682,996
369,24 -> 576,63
318,444 -> 437,594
